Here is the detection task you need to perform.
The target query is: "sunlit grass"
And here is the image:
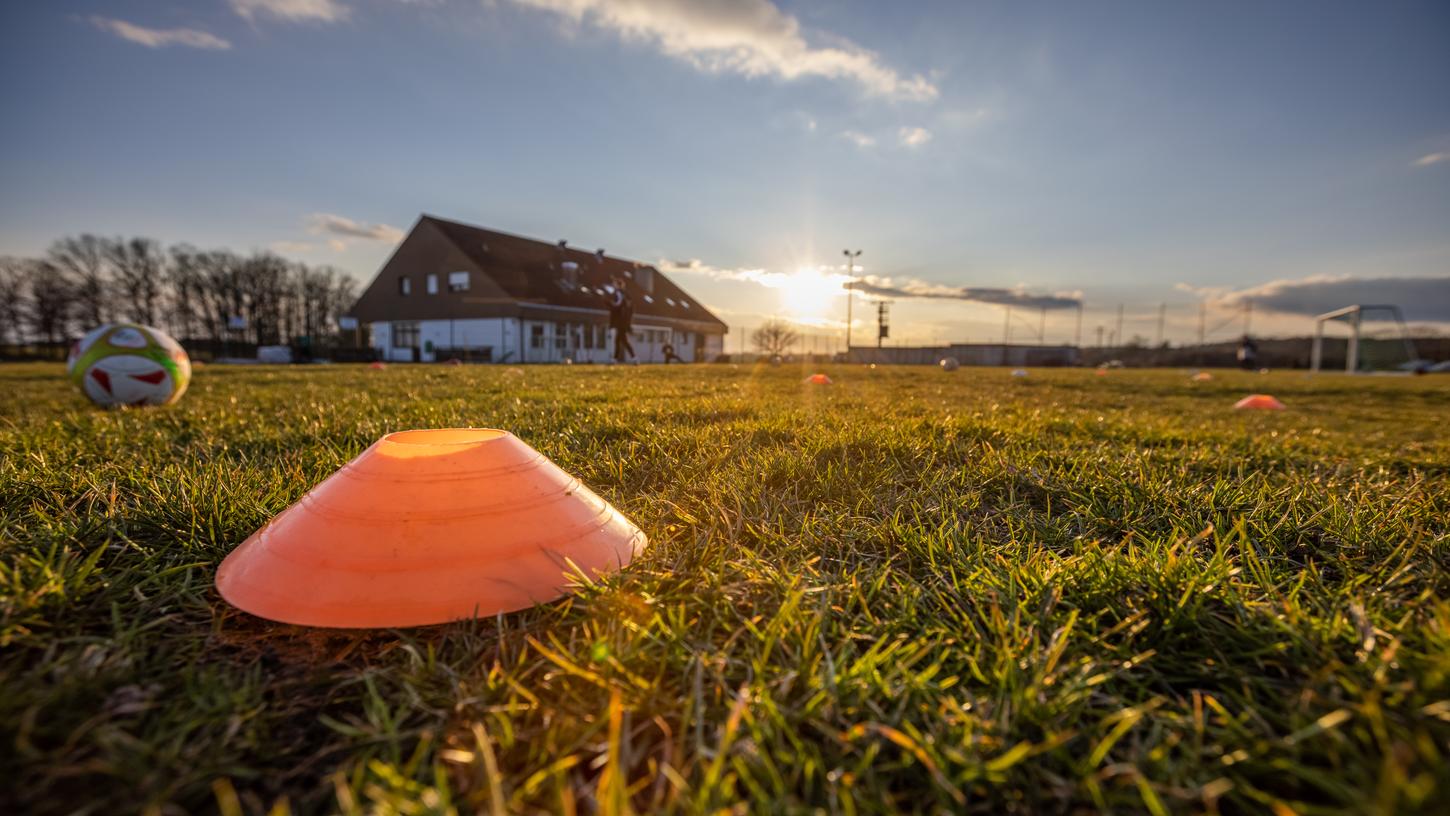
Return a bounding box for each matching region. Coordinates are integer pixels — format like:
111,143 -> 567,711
1,362 -> 1447,814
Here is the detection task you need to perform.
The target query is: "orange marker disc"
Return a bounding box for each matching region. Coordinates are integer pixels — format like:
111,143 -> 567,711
368,361 -> 386,370
1234,394 -> 1285,410
215,429 -> 647,628
805,373 -> 833,385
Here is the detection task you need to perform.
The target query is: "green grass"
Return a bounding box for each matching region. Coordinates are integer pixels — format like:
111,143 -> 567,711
2,361 -> 1448,815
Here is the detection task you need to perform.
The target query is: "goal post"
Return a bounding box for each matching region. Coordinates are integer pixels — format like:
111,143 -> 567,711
1310,304 -> 1419,374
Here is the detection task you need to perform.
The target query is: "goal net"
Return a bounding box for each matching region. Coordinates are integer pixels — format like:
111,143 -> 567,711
1310,305 -> 1421,373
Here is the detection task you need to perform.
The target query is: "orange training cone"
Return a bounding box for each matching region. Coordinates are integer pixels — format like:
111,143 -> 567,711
805,373 -> 833,385
215,429 -> 647,628
1192,372 -> 1212,382
1234,394 -> 1285,410
369,361 -> 386,370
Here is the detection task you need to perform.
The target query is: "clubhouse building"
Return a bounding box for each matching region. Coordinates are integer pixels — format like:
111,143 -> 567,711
348,215 -> 727,363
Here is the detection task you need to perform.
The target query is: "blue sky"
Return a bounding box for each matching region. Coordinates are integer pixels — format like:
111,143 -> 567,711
2,0 -> 1447,345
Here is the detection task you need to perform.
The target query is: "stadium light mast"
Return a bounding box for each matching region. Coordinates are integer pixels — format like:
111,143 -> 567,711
843,249 -> 862,352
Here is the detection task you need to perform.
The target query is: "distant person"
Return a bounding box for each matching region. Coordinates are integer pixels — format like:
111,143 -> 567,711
661,343 -> 685,364
1237,335 -> 1259,371
606,276 -> 635,363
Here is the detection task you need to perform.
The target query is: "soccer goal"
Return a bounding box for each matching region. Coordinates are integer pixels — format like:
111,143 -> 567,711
1310,304 -> 1421,373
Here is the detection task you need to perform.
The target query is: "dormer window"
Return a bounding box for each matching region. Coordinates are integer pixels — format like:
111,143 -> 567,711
426,274 -> 438,294
448,271 -> 470,292
634,266 -> 655,293
398,276 -> 411,295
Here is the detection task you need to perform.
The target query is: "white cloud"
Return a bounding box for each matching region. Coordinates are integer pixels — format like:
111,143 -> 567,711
89,17 -> 231,50
661,260 -> 1082,310
231,0 -> 351,24
271,240 -> 319,254
1413,152 -> 1448,167
898,126 -> 932,147
853,275 -> 1081,309
306,213 -> 404,243
840,130 -> 876,148
506,0 -> 937,102
1213,274 -> 1450,322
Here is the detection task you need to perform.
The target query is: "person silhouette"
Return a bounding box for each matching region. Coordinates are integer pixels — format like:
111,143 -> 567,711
606,276 -> 635,363
1237,335 -> 1259,371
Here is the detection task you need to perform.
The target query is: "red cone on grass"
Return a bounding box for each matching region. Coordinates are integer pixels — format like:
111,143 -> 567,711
805,373 -> 833,385
1234,394 -> 1285,410
215,429 -> 647,628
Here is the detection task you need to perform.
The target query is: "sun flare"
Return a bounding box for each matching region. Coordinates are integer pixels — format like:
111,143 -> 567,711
769,267 -> 849,320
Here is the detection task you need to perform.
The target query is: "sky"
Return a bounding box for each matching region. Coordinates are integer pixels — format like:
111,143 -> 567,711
1,0 -> 1447,348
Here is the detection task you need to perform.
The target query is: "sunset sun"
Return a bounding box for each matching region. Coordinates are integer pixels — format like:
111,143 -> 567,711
771,267 -> 849,320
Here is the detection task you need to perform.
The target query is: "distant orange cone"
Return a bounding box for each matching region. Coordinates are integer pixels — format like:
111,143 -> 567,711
1192,372 -> 1212,382
215,429 -> 647,628
805,373 -> 833,385
369,361 -> 386,370
1234,394 -> 1285,410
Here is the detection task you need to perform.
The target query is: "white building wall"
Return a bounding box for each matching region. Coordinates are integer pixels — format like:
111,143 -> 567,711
371,317 -> 723,363
521,319 -> 613,364
370,318 -> 512,362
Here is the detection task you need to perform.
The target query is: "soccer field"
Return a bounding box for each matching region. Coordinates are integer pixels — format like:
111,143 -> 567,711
2,362 -> 1447,814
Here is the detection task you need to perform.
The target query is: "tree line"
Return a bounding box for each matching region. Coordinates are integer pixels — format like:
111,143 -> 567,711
0,235 -> 359,347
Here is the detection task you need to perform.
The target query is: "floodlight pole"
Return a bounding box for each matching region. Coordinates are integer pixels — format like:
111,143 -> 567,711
843,249 -> 862,355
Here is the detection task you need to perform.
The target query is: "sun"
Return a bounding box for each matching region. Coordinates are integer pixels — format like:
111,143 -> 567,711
772,267 -> 848,320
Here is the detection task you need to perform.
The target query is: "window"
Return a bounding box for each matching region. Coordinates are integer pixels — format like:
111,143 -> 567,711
681,300 -> 691,309
530,323 -> 544,349
448,271 -> 470,292
426,274 -> 438,294
392,322 -> 419,349
554,322 -> 569,350
665,297 -> 677,307
398,277 -> 411,296
643,295 -> 654,304
635,267 -> 654,293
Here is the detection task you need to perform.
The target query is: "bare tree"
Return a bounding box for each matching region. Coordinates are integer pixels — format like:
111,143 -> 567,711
239,253 -> 290,345
47,235 -> 111,328
752,319 -> 800,357
25,261 -> 75,343
196,250 -> 242,343
167,244 -> 205,340
107,237 -> 166,326
0,257 -> 27,344
10,231 -> 362,353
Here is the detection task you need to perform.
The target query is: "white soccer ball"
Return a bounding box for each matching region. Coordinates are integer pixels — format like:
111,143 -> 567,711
68,323 -> 192,408
939,357 -> 960,371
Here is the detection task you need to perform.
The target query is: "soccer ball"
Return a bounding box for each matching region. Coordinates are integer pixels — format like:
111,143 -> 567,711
68,324 -> 191,408
939,357 -> 960,371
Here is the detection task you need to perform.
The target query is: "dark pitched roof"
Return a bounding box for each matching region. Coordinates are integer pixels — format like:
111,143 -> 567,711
352,214 -> 725,330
